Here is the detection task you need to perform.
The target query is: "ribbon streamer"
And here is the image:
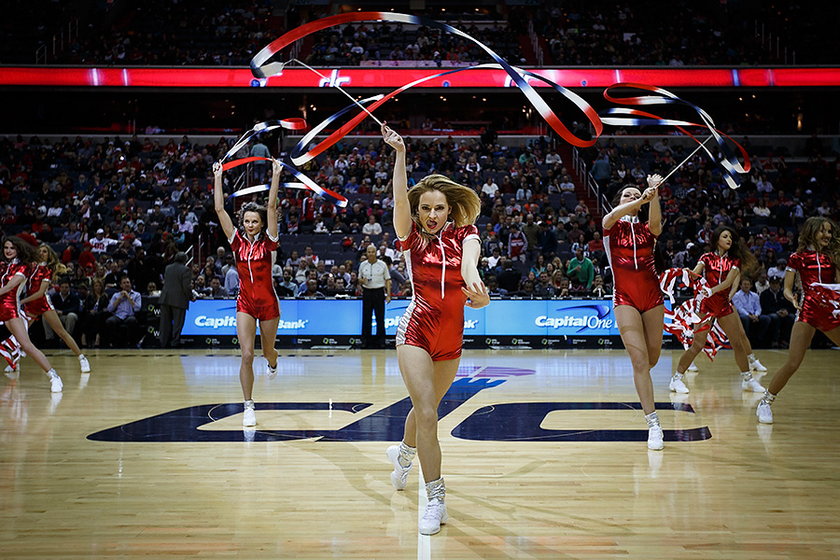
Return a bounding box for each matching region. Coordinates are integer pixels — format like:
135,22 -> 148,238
660,267 -> 730,359
250,11 -> 603,150
219,153 -> 347,207
812,283 -> 840,319
601,83 -> 751,189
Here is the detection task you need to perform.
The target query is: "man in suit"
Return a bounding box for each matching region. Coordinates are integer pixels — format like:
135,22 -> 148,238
159,252 -> 193,348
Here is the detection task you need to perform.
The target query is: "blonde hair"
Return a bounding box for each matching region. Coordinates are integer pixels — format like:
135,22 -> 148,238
407,174 -> 480,229
39,243 -> 68,275
797,216 -> 840,265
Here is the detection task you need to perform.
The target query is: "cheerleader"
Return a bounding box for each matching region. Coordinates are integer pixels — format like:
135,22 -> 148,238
669,226 -> 766,394
603,178 -> 666,450
213,159 -> 281,428
381,124 -> 489,535
0,237 -> 62,391
17,244 -> 90,373
757,217 -> 840,423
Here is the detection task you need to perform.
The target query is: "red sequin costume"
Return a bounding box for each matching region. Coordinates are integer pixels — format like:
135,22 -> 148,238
697,252 -> 740,319
787,250 -> 840,332
229,230 -> 280,321
604,217 -> 663,312
0,260 -> 28,321
396,222 -> 479,361
22,263 -> 54,318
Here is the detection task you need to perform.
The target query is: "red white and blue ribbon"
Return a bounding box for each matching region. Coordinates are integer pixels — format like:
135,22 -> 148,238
813,283 -> 840,319
218,119 -> 348,207
601,83 -> 751,189
250,12 -> 603,151
228,13 -> 750,207
660,268 -> 730,359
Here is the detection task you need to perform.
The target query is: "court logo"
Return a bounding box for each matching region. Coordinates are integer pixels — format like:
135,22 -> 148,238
88,368 -> 711,444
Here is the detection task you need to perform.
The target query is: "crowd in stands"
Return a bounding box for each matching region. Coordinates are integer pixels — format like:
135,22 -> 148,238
3,1 -> 827,67
305,21 -> 524,67
534,2 -> 780,66
17,0 -> 275,66
0,127 -> 837,348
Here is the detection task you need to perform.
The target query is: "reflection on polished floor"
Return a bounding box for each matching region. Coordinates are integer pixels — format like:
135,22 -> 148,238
2,348 -> 839,559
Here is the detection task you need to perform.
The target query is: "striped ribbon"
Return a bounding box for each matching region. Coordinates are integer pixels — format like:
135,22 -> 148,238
660,267 -> 730,359
229,14 -> 750,204
218,118 -> 347,207
250,11 -> 603,150
602,83 -> 751,189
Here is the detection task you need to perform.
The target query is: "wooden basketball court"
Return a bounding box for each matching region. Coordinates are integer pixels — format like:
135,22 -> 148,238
2,348 -> 839,559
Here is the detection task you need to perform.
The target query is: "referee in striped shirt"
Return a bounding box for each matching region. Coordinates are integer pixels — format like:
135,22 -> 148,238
359,244 -> 391,349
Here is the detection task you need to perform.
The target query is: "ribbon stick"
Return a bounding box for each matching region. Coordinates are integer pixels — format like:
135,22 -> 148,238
659,136 -> 713,184
602,83 -> 751,189
287,58 -> 385,127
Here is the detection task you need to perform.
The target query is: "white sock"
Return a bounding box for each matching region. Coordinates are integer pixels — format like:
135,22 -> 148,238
748,353 -> 757,362
740,371 -> 753,381
398,441 -> 416,468
244,399 -> 255,409
644,411 -> 660,427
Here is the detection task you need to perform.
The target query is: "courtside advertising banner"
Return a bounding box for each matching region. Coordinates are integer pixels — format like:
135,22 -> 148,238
181,299 -> 621,337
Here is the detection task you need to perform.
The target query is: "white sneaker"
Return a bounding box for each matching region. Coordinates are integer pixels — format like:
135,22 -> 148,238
750,358 -> 768,372
78,355 -> 91,373
418,498 -> 448,535
243,405 -> 256,427
669,373 -> 690,394
386,445 -> 412,490
741,375 -> 765,393
266,359 -> 277,380
687,362 -> 699,372
647,424 -> 664,451
756,401 -> 774,424
49,373 -> 63,393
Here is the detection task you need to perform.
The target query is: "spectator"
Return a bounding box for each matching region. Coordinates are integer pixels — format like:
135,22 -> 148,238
90,228 -> 118,255
249,140 -> 270,184
767,258 -> 788,281
159,251 -> 193,348
760,276 -> 796,348
566,248 -> 595,291
224,262 -> 239,297
45,280 -> 81,345
507,224 -> 528,262
299,278 -> 324,299
732,278 -> 772,348
362,214 -> 383,236
80,278 -> 110,348
104,276 -> 142,347
497,259 -> 521,294
754,270 -> 770,294
516,280 -> 538,299
276,269 -> 297,297
534,271 -> 555,297
481,177 -> 499,198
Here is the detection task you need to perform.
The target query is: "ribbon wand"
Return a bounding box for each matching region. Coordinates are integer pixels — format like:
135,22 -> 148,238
288,58 -> 385,127
659,136 -> 713,184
